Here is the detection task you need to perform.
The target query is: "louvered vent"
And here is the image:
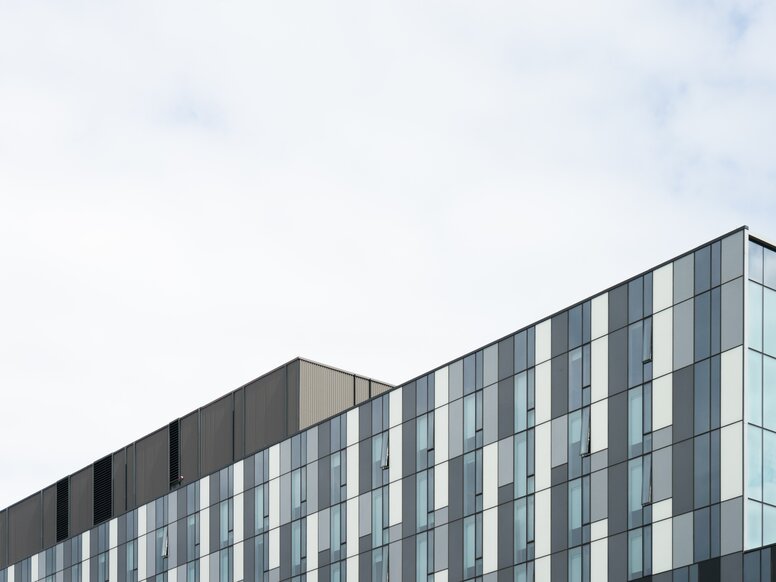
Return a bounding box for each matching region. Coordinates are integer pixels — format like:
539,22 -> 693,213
169,419 -> 180,488
56,477 -> 69,542
93,456 -> 112,524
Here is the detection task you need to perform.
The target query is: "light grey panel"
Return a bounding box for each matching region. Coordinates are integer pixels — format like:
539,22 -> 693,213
359,493 -> 371,537
180,412 -> 199,487
307,461 -> 318,513
307,427 -> 318,463
318,507 -> 330,551
721,230 -> 744,284
484,384 -> 498,445
280,440 -> 291,477
674,299 -> 694,370
299,361 -> 352,430
590,468 -> 608,522
435,523 -> 448,571
280,474 -> 290,526
498,437 -> 514,487
355,377 -> 370,405
672,511 -> 694,568
720,497 -> 743,555
449,359 -> 463,402
721,278 -> 744,351
43,484 -> 57,549
551,417 -> 567,467
135,428 -> 168,507
652,446 -> 672,503
674,254 -> 694,304
70,466 -> 93,536
200,394 -> 233,477
7,494 -> 42,565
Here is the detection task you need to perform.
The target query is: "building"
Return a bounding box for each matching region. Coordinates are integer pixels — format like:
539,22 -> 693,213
0,225 -> 774,582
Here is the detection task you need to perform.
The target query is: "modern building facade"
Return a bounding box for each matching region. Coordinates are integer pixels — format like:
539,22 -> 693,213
1,225 -> 775,582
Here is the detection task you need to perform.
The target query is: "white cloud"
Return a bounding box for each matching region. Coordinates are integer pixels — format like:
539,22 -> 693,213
1,0 -> 775,509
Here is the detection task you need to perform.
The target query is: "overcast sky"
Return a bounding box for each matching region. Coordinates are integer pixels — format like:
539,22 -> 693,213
1,0 -> 775,510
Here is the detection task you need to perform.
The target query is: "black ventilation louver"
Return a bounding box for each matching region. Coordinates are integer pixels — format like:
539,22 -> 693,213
169,420 -> 180,488
56,478 -> 69,542
93,456 -> 112,525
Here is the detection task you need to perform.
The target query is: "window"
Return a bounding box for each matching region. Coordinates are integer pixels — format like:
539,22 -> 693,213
187,515 -> 200,561
464,450 -> 483,516
372,487 -> 389,547
291,519 -> 307,575
254,535 -> 268,582
464,392 -> 483,452
219,499 -> 233,548
416,412 -> 435,470
569,348 -> 583,411
292,467 -> 307,520
464,514 -> 483,578
628,387 -> 643,458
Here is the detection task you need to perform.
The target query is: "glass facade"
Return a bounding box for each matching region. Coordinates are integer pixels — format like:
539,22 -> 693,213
2,227 -> 776,582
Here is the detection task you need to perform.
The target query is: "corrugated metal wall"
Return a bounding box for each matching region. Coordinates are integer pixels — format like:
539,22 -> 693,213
7,494 -> 41,566
69,467 -> 92,538
134,428 -> 167,507
299,361 -> 355,429
200,394 -> 233,477
42,485 -> 56,549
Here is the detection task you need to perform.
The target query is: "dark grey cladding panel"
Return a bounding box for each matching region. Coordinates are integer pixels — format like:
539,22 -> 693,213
551,311 -> 568,358
0,508 -> 7,569
608,327 -> 628,396
113,449 -> 126,517
287,360 -> 300,436
609,283 -> 629,333
608,392 -> 628,466
551,483 -> 567,553
180,411 -> 199,487
135,428 -> 168,507
498,378 -> 514,440
497,501 -> 514,570
8,494 -> 42,566
673,366 -> 694,444
200,394 -> 234,477
608,462 -> 627,537
70,467 -> 92,537
245,367 -> 288,455
42,484 -> 57,549
498,336 -> 514,382
126,443 -> 135,510
551,355 -> 568,419
234,388 -> 245,463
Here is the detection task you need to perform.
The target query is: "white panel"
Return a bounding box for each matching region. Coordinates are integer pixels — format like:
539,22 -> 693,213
591,293 -> 608,340
109,547 -> 117,582
483,508 -> 498,574
307,512 -> 319,571
535,361 -> 551,425
269,478 -> 279,529
347,497 -> 358,557
721,422 -> 743,501
82,530 -> 90,563
389,387 -> 402,428
347,444 -> 359,500
234,460 -> 244,495
653,374 -> 672,431
347,408 -> 359,448
307,571 -> 318,582
591,538 -> 608,582
654,263 -> 673,313
31,554 -> 38,582
435,405 -> 449,464
389,425 -> 402,484
653,308 -> 673,379
534,488 -> 551,558
652,499 -> 672,523
200,476 -> 210,512
269,528 -> 279,569
137,534 -> 146,582
721,347 -> 743,426
535,421 -> 551,492
138,504 -> 147,536
591,399 -> 608,453
234,493 -> 244,543
591,337 -> 608,404
389,480 -> 402,526
346,556 -> 358,582
200,555 -> 209,582
652,517 -> 673,574
483,443 -> 498,510
590,518 -> 607,541
269,445 -> 280,480
434,570 -> 448,582
109,518 -> 118,549
435,461 -> 449,510
534,556 -> 551,582
168,564 -> 176,582
201,504 -> 210,555
234,542 -> 243,582
435,367 -> 449,409
8,566 -> 15,582
535,320 -> 551,364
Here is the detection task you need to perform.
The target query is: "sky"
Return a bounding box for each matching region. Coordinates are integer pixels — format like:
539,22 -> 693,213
1,0 -> 776,510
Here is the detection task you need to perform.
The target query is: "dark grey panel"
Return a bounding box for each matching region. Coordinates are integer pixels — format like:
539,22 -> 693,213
608,532 -> 628,582
70,467 -> 93,536
498,379 -> 514,440
401,475 -> 416,538
245,367 -> 287,455
673,366 -> 694,444
608,462 -> 627,536
720,552 -> 742,581
551,355 -> 568,419
279,523 -> 291,580
402,535 -> 416,582
498,336 -> 514,382
448,518 -> 462,582
608,392 -> 628,466
551,550 -> 568,582
7,494 -> 41,565
721,278 -> 743,351
402,418 -> 416,478
448,456 -> 463,522
0,509 -> 7,569
402,382 -> 416,422
552,311 -> 568,358
608,327 -> 628,396
287,360 -> 300,436
721,230 -> 744,284
200,394 -> 233,477
126,443 -> 135,511
113,449 -> 126,516
42,484 -> 56,549
180,411 -> 199,486
673,439 -> 694,515
498,501 -> 514,570
135,428 -> 168,507
609,284 -> 628,332
674,254 -> 694,304
234,388 -> 245,463
318,456 -> 330,509
359,440 -> 370,495
359,401 -> 371,442
551,483 -> 568,552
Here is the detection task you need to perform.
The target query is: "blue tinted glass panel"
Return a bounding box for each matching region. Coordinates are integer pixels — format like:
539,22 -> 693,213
751,241 -> 764,283
749,425 -> 763,501
765,288 -> 776,357
765,355 -> 776,432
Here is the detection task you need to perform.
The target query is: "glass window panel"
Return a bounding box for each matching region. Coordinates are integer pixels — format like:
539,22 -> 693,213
580,407 -> 590,456
751,282 -> 764,352
568,546 -> 582,582
696,246 -> 711,293
416,533 -> 429,582
417,414 -> 428,470
569,479 -> 582,547
569,305 -> 582,349
765,247 -> 776,290
515,431 -> 527,498
464,452 -> 476,515
568,411 -> 582,478
750,350 -> 763,426
694,360 -> 710,435
464,395 -> 476,450
628,387 -> 643,457
569,348 -> 583,411
765,288 -> 776,357
629,278 -> 643,323
642,455 -> 652,505
747,500 -> 763,549
751,241 -> 764,283
628,528 -> 643,580
515,373 -> 527,433
417,471 -> 428,529
764,504 -> 776,547
464,516 -> 476,574
629,458 -> 643,528
694,434 -> 710,508
764,430 -> 776,506
748,425 -> 763,501
628,322 -> 644,388
515,497 -> 527,563
515,331 -> 527,373
765,356 -> 776,432
695,291 -> 711,361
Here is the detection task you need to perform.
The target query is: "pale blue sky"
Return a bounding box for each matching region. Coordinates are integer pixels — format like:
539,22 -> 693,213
1,0 -> 775,509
